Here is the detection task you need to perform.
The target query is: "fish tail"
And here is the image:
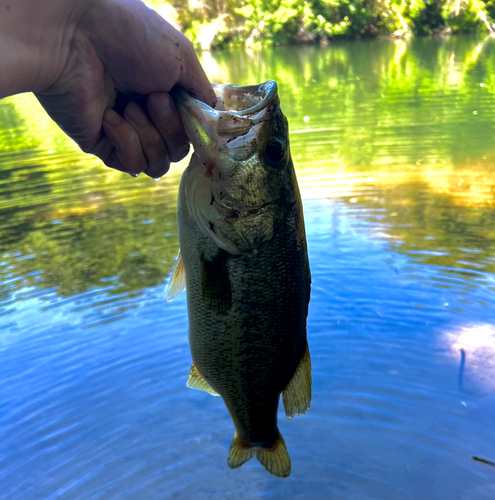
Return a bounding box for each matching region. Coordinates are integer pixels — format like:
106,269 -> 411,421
227,433 -> 256,470
228,432 -> 291,478
256,433 -> 291,478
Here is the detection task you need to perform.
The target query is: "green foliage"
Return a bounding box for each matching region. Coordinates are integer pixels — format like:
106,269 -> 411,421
0,99 -> 39,153
442,0 -> 490,32
146,0 -> 494,48
407,0 -> 446,35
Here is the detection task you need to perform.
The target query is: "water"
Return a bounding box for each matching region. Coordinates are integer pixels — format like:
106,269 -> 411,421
1,35 -> 495,499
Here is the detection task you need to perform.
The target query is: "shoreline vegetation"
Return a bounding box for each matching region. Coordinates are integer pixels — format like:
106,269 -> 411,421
145,0 -> 495,50
2,35 -> 495,296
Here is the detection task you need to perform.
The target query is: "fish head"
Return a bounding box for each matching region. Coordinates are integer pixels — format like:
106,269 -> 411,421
173,81 -> 297,254
173,81 -> 292,210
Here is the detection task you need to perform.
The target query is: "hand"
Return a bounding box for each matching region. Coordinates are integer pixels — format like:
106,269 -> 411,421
32,0 -> 216,178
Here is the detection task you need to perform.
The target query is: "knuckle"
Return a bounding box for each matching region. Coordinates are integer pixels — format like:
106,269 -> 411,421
179,35 -> 195,57
127,128 -> 140,145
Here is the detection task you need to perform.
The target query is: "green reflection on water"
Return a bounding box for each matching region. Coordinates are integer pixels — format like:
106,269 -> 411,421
1,35 -> 495,298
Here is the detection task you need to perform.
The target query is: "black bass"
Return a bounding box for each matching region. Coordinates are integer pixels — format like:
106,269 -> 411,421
168,81 -> 311,478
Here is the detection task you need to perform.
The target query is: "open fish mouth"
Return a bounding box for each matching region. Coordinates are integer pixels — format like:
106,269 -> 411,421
172,81 -> 288,255
171,81 -> 279,162
212,81 -> 278,116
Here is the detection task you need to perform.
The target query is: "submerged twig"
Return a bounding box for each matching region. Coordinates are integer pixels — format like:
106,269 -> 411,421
472,456 -> 495,467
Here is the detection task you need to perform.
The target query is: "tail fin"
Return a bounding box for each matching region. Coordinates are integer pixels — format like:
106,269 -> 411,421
228,433 -> 256,469
256,433 -> 291,478
227,432 -> 291,478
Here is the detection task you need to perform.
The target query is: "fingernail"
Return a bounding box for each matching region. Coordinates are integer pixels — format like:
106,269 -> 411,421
125,103 -> 147,125
103,109 -> 122,127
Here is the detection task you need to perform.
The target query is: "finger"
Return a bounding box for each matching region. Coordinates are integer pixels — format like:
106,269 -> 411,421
102,109 -> 147,175
147,92 -> 190,163
124,102 -> 171,178
176,36 -> 217,108
87,135 -> 129,174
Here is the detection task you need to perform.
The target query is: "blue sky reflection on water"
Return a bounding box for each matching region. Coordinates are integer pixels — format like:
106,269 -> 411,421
1,35 -> 495,499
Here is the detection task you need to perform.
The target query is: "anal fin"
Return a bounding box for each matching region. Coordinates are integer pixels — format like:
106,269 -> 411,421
166,251 -> 186,302
282,342 -> 312,419
186,362 -> 219,396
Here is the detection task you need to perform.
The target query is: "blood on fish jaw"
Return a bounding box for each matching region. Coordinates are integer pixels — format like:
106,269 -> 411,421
204,162 -> 215,177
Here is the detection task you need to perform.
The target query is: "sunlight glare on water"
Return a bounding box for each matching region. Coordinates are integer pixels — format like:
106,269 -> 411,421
1,35 -> 495,499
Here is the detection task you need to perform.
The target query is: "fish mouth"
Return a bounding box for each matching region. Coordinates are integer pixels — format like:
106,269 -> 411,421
174,82 -> 285,255
171,81 -> 279,163
212,81 -> 278,116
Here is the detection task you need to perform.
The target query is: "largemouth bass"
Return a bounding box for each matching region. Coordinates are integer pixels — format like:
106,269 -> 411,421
167,81 -> 311,478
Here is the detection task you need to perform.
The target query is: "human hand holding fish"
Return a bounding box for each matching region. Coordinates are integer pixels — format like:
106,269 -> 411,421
0,0 -> 216,178
167,81 -> 312,478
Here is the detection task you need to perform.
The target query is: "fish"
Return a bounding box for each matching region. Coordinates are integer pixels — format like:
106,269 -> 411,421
167,81 -> 311,478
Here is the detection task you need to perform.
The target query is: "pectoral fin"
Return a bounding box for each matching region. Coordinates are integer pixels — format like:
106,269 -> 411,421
166,251 -> 186,302
184,164 -> 242,255
282,342 -> 312,419
200,251 -> 232,314
186,363 -> 219,396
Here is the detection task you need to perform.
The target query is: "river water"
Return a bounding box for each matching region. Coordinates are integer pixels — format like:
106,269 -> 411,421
1,35 -> 495,499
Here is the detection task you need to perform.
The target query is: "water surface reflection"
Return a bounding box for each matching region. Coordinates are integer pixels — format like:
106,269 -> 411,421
1,35 -> 495,499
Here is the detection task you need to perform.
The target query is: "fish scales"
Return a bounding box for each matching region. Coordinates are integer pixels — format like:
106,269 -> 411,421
181,189 -> 309,444
169,81 -> 311,478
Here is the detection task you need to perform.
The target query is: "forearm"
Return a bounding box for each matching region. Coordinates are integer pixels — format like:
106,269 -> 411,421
0,0 -> 84,98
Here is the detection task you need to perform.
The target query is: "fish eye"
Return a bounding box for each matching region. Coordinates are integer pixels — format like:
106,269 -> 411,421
264,139 -> 286,166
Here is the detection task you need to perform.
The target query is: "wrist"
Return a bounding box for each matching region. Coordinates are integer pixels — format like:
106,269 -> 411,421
0,0 -> 86,98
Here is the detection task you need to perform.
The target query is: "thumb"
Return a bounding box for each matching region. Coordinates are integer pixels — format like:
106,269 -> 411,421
174,35 -> 217,108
